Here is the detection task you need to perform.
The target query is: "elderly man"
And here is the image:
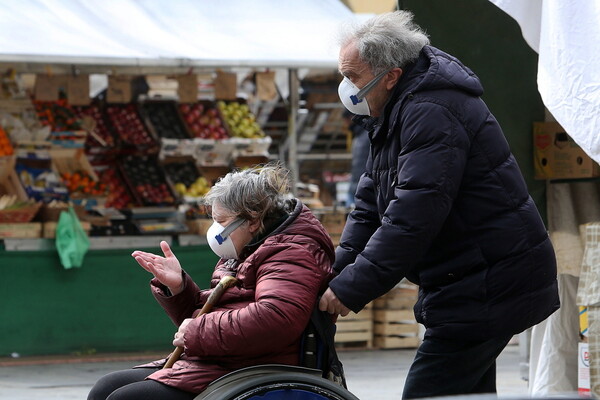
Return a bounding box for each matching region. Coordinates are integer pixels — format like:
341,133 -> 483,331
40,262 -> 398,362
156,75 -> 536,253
319,10 -> 559,399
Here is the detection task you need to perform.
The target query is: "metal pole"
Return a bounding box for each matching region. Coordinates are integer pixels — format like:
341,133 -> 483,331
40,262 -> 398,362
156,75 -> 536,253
288,68 -> 299,196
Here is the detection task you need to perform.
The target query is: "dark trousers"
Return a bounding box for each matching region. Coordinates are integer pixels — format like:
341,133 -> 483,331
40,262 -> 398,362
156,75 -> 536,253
87,367 -> 196,400
402,335 -> 512,399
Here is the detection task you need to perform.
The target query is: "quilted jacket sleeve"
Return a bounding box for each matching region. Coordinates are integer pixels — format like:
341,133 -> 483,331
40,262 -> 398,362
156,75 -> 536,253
151,272 -> 204,326
182,242 -> 327,358
329,100 -> 470,312
333,171 -> 380,274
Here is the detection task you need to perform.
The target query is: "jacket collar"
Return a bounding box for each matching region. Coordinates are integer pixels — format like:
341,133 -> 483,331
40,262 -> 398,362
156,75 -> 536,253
351,48 -> 426,135
238,198 -> 302,258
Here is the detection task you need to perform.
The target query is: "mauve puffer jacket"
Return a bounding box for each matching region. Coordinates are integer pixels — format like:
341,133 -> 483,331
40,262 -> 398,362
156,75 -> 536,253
141,200 -> 335,393
330,46 -> 559,340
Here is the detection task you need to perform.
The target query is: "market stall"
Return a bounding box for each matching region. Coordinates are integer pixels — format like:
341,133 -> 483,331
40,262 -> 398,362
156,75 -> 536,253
0,0 -> 357,357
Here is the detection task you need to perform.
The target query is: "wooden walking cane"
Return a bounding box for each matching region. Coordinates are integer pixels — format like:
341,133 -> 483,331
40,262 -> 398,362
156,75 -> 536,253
163,275 -> 238,369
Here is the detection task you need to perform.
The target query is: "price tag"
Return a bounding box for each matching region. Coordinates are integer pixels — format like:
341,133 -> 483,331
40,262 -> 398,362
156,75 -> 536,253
214,71 -> 237,100
256,71 -> 277,101
177,74 -> 198,103
107,76 -> 132,103
34,74 -> 59,101
67,75 -> 90,106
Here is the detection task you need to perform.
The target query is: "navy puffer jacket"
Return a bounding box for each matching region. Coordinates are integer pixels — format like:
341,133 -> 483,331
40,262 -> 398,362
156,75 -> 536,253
330,46 -> 559,340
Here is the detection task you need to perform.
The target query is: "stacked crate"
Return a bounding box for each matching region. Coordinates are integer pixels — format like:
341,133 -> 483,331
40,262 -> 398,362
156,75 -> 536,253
334,303 -> 373,349
373,282 -> 421,349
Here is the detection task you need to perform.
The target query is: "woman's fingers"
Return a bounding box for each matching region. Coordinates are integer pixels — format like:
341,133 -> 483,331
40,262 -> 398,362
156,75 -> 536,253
133,256 -> 154,273
160,241 -> 175,259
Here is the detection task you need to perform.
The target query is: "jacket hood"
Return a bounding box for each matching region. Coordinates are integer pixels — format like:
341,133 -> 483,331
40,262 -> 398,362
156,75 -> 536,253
243,198 -> 335,264
401,46 -> 483,98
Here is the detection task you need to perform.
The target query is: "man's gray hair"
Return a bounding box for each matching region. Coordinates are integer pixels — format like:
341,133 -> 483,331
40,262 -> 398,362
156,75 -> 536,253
339,10 -> 430,73
203,162 -> 291,232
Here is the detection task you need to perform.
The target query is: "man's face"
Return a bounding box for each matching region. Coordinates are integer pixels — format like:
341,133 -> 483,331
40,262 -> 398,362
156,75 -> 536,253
338,41 -> 391,117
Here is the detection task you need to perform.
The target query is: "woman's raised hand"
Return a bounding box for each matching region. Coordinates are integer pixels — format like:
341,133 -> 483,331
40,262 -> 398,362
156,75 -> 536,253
132,241 -> 184,295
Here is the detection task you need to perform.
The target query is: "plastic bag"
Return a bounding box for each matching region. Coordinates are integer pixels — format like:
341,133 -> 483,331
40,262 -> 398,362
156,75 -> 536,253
55,206 -> 90,269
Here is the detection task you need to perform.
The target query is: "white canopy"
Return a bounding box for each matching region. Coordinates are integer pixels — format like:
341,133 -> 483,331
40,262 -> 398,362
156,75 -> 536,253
489,0 -> 600,164
0,0 -> 355,70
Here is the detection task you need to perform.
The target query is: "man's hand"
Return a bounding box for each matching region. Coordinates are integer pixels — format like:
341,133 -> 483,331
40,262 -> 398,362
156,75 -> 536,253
319,288 -> 351,316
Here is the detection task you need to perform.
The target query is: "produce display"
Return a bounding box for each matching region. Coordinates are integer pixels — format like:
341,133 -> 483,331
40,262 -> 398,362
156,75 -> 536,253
174,176 -> 211,198
33,100 -> 81,131
96,167 -> 136,209
73,105 -> 115,148
0,195 -> 41,223
179,102 -> 228,139
1,93 -> 280,239
0,126 -> 14,156
162,159 -> 200,188
141,101 -> 190,139
120,155 -> 175,206
217,101 -> 264,138
105,104 -> 155,147
16,164 -> 69,203
60,171 -> 107,197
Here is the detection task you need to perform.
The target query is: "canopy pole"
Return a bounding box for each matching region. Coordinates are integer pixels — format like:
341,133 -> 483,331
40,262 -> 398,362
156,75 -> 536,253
288,68 -> 299,196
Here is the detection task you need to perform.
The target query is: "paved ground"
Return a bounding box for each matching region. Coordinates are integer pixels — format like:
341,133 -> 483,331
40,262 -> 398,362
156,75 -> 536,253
0,344 -> 528,400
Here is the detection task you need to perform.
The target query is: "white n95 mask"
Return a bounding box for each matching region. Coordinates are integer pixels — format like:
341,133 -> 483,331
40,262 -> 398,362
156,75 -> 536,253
206,218 -> 245,260
338,69 -> 390,116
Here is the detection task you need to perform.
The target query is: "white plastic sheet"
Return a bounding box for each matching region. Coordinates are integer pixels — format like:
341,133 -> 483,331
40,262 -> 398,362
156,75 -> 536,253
489,0 -> 600,164
0,0 -> 356,68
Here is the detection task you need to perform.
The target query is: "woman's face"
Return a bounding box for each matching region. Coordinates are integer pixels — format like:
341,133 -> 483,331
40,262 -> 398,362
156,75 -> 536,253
211,202 -> 259,255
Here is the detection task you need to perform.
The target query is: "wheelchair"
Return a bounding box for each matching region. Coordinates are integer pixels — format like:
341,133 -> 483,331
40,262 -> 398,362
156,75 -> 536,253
195,309 -> 360,400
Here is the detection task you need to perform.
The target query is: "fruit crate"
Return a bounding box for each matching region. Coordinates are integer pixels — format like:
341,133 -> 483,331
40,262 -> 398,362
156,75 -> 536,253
160,156 -> 210,200
179,101 -> 228,140
216,99 -> 265,140
105,104 -> 158,151
94,164 -> 139,209
0,201 -> 42,223
139,100 -> 190,139
72,104 -> 118,151
119,155 -> 175,207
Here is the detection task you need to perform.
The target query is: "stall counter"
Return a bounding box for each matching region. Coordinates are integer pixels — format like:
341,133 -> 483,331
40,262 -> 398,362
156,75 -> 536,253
0,237 -> 217,357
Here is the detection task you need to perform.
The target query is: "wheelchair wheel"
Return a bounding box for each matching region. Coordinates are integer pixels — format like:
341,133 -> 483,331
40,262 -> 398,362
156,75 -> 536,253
196,365 -> 359,400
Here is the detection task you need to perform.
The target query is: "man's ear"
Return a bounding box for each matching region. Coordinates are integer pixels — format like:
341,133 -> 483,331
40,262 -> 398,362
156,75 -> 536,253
386,68 -> 403,90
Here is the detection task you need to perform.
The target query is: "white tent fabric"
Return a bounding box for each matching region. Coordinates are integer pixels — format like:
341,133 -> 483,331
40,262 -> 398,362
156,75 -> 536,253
489,0 -> 600,164
0,0 -> 355,68
489,1 -> 600,395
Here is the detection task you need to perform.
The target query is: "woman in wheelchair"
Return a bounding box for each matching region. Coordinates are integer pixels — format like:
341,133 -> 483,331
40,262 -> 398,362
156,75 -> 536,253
88,163 -> 337,400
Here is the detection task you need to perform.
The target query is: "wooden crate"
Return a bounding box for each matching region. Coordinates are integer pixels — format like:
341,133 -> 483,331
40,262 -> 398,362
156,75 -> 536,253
335,305 -> 373,348
0,222 -> 42,238
42,221 -> 92,239
373,309 -> 420,349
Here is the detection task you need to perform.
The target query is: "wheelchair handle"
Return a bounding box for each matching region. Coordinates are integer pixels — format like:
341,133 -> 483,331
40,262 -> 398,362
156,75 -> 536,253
163,275 -> 238,369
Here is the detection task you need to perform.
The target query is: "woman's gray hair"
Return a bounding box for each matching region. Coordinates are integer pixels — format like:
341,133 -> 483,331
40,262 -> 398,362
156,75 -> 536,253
203,162 -> 291,232
339,10 -> 430,73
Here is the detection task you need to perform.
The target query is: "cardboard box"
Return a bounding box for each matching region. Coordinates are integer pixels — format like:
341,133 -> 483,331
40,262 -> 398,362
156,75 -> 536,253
194,138 -> 234,167
50,148 -> 98,181
579,342 -> 591,397
533,122 -> 600,180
